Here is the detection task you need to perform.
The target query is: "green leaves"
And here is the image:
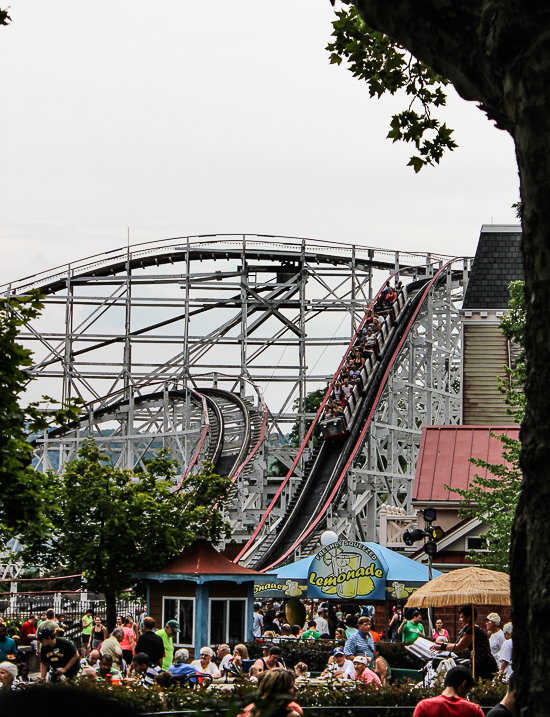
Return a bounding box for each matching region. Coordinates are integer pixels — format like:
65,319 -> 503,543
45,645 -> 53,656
452,434 -> 522,573
17,439 -> 232,600
327,2 -> 457,170
0,292 -> 81,540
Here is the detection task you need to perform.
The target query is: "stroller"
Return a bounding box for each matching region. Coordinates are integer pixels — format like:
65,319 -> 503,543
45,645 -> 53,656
405,637 -> 471,688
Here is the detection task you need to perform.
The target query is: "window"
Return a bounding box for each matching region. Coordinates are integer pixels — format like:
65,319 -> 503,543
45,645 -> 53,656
467,537 -> 488,552
209,599 -> 247,644
162,597 -> 194,646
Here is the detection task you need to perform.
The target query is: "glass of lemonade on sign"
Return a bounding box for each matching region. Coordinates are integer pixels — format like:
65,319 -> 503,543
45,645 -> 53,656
331,552 -> 361,598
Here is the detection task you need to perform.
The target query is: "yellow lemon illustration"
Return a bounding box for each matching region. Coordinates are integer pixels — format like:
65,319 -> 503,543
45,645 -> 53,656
357,576 -> 375,595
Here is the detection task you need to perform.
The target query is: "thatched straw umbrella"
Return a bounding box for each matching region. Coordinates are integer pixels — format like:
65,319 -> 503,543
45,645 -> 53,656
405,567 -> 510,678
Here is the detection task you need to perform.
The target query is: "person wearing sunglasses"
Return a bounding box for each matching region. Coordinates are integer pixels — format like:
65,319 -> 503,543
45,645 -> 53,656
190,647 -> 221,679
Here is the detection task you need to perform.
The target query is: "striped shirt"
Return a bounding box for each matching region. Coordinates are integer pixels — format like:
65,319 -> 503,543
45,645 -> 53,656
344,631 -> 374,661
141,665 -> 161,688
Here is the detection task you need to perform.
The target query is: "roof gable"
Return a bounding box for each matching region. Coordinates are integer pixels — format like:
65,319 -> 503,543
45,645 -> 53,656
158,539 -> 263,576
413,425 -> 519,503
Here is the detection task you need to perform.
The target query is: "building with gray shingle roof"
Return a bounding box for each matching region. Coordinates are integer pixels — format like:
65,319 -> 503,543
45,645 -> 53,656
463,225 -> 523,310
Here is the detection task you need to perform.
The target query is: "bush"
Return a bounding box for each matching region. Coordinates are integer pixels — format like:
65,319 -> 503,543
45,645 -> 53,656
243,640 -> 424,671
8,679 -> 506,715
4,618 -> 22,638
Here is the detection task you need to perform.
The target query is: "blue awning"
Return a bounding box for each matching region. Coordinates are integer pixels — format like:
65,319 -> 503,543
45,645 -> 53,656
271,542 -> 440,599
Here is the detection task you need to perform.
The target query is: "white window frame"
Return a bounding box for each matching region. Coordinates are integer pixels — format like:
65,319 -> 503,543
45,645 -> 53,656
162,596 -> 196,647
208,598 -> 248,645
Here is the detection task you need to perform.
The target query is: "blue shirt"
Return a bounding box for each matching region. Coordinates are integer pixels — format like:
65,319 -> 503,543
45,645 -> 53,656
344,630 -> 374,660
0,636 -> 17,661
168,662 -> 201,684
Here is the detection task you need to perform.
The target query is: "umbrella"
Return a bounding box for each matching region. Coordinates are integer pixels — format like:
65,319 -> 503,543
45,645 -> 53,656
405,566 -> 510,608
404,567 -> 510,679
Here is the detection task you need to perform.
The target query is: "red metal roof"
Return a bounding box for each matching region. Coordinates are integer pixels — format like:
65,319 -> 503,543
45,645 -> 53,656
158,539 -> 263,576
413,425 -> 520,503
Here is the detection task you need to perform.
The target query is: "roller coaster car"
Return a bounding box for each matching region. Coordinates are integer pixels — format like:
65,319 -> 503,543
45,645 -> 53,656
319,417 -> 347,440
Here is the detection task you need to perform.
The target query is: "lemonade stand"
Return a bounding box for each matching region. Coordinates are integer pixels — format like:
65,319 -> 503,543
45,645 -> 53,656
255,539 -> 440,605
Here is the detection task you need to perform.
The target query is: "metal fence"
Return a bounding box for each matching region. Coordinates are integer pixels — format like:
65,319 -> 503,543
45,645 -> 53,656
0,591 -> 145,647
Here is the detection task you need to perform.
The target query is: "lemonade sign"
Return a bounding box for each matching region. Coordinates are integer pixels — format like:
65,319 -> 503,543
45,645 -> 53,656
307,540 -> 386,600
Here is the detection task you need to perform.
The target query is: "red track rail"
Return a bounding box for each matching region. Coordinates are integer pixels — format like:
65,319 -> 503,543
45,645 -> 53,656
234,263 -> 431,564
260,260 -> 454,571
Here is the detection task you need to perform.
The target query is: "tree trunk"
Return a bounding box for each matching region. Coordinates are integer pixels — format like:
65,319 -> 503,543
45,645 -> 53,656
347,3 -> 550,714
105,588 -> 118,635
510,100 -> 550,715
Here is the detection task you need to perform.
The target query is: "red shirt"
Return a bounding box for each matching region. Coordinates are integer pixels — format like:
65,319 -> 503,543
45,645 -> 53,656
413,695 -> 484,717
21,620 -> 37,646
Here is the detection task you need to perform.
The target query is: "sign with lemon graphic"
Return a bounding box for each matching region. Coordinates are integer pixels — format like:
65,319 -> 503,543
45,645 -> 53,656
307,540 -> 386,600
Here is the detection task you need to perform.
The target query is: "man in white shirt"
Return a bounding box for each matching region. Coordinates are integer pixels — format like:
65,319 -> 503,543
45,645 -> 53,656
217,644 -> 232,672
315,607 -> 329,635
498,623 -> 513,682
342,379 -> 353,398
484,612 -> 505,660
322,648 -> 355,680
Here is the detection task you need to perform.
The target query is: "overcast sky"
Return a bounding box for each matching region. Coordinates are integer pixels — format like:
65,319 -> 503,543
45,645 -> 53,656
0,1 -> 520,287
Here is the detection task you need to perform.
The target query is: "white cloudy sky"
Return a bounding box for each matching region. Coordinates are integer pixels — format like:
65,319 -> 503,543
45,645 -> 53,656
0,1 -> 520,288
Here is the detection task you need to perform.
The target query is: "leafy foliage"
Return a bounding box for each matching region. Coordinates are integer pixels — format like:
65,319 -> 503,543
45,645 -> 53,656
326,2 -> 457,171
451,282 -> 525,572
0,292 -> 81,541
288,386 -> 328,447
453,435 -> 522,573
498,280 -> 526,421
512,201 -> 522,221
16,440 -> 231,626
24,677 -> 507,714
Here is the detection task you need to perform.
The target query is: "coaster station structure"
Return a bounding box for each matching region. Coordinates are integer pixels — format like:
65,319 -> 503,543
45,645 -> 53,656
1,235 -> 468,554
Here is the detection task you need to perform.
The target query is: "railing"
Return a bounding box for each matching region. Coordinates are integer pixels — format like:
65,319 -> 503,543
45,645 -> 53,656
0,593 -> 145,633
378,506 -> 418,549
0,233 -> 456,296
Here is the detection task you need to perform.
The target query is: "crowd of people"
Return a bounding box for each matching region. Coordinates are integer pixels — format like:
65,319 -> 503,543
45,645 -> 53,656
321,281 -> 402,424
0,598 -> 513,711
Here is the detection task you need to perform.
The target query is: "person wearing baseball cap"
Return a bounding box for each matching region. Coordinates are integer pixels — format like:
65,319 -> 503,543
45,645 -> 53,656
38,626 -> 81,680
484,613 -> 505,660
321,648 -> 355,680
155,619 -> 180,670
353,655 -> 381,686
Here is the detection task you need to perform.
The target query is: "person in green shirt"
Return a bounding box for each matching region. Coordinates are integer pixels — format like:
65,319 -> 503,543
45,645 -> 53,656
300,620 -> 321,641
81,610 -> 93,654
155,619 -> 180,670
398,610 -> 425,643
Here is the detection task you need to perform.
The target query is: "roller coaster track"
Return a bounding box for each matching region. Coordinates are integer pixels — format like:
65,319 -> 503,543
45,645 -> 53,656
236,261 -> 456,570
12,234 -> 466,545
33,383 -> 267,488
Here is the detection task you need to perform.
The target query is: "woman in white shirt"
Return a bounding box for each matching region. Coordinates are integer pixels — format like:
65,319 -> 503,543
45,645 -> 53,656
498,623 -> 513,682
190,647 -> 221,679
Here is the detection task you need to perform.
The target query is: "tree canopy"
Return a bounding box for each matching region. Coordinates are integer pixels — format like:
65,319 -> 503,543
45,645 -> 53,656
327,2 -> 457,171
17,440 -> 231,629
